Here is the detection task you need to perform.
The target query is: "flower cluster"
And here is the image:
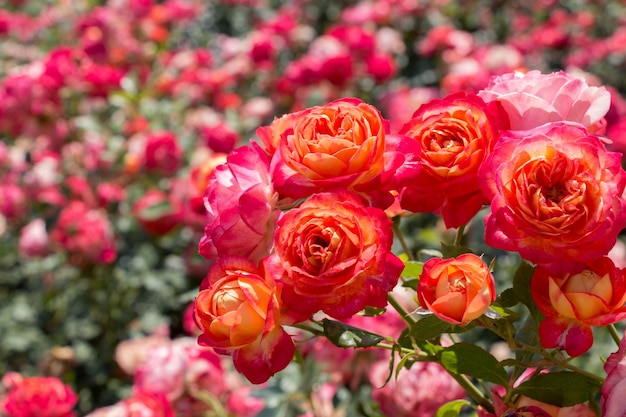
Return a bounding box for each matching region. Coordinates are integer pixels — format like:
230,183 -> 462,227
196,67 -> 626,416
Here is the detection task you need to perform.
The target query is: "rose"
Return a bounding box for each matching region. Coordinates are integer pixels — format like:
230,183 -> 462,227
194,256 -> 296,384
477,70 -> 611,132
266,191 -> 404,319
144,131 -> 183,176
417,253 -> 496,325
132,189 -> 182,236
83,392 -> 174,417
270,98 -> 388,199
369,359 -> 466,417
198,144 -> 280,264
531,256 -> 626,357
1,372 -> 78,417
603,332 -> 626,417
479,122 -> 626,276
50,200 -> 117,266
18,218 -> 49,258
398,91 -> 503,228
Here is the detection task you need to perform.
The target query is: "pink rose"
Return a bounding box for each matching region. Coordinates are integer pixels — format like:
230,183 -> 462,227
50,200 -> 117,266
603,332 -> 626,417
1,372 -> 78,417
144,131 -> 183,176
198,144 -> 280,264
84,391 -> 174,417
18,218 -> 50,258
478,70 -> 610,131
479,122 -> 626,275
369,359 -> 466,417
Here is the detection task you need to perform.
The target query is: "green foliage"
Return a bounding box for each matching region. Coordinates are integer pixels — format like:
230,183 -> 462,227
513,371 -> 601,407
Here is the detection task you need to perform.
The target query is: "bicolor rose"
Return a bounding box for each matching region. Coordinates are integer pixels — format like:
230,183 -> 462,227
417,253 -> 496,325
198,144 -> 280,264
531,256 -> 626,357
270,98 -> 387,200
266,191 -> 404,319
194,256 -> 296,384
478,70 -> 610,132
1,372 -> 78,417
398,91 -> 503,228
479,122 -> 626,275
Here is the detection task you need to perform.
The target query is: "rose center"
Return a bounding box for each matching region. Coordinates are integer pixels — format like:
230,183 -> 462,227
214,283 -> 245,316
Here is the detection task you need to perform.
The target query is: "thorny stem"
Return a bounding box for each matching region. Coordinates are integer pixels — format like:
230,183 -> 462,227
608,324 -> 622,347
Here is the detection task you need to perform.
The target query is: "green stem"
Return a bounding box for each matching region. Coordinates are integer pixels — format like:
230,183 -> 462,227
388,293 -> 418,326
449,372 -> 495,414
454,224 -> 466,246
393,217 -> 414,260
517,343 -> 605,383
608,324 -> 622,347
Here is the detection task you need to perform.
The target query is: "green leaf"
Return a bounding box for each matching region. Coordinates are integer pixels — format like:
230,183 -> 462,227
440,241 -> 474,258
435,399 -> 472,417
497,287 -> 520,308
512,260 -> 536,310
401,260 -> 423,279
513,371 -> 601,407
361,306 -> 387,317
405,315 -> 473,342
321,318 -> 384,348
439,343 -> 510,387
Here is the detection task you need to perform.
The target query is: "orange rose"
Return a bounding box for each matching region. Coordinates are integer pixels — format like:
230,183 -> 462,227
266,191 -> 404,319
398,91 -> 502,228
417,253 -> 496,325
271,98 -> 387,199
194,256 -> 296,384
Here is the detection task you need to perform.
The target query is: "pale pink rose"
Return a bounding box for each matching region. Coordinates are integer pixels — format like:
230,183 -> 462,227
603,332 -> 626,417
114,329 -> 170,376
18,218 -> 50,258
84,391 -> 174,417
134,343 -> 187,401
478,70 -> 611,131
198,144 -> 280,264
225,386 -> 265,417
369,359 -> 466,417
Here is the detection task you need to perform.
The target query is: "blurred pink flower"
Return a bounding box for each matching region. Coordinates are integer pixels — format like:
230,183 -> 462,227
144,131 -> 183,176
369,359 -> 466,417
50,200 -> 117,266
84,391 -> 174,417
603,332 -> 626,417
0,372 -> 77,417
18,219 -> 50,258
